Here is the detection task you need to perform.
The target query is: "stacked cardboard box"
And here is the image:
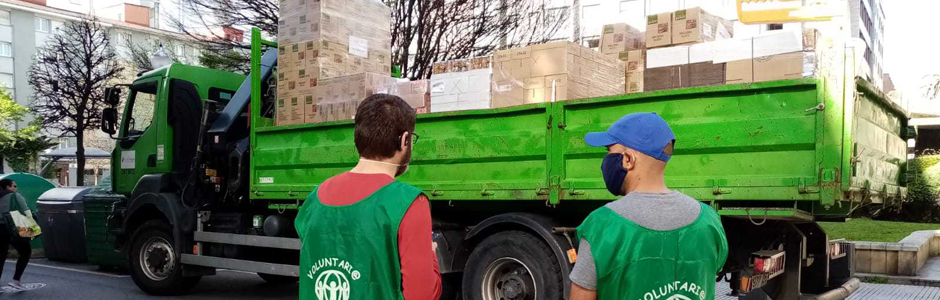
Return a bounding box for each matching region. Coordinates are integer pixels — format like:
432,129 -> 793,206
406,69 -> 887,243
646,12 -> 672,48
492,41 -> 625,107
304,73 -> 399,123
712,29 -> 826,84
430,57 -> 493,113
623,50 -> 645,94
645,46 -> 690,91
379,80 -> 431,113
276,0 -> 393,125
646,7 -> 733,49
600,23 -> 644,59
672,7 -> 733,45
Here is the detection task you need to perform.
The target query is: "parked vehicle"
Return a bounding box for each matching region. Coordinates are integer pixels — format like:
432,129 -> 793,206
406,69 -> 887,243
94,29 -> 908,299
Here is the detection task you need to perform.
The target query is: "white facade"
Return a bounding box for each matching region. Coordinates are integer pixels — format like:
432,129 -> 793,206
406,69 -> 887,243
0,0 -> 202,179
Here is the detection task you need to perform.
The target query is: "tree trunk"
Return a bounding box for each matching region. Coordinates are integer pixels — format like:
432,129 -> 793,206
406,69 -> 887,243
75,127 -> 85,186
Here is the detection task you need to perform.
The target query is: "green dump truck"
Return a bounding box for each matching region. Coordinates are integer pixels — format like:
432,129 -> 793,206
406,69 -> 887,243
96,29 -> 910,299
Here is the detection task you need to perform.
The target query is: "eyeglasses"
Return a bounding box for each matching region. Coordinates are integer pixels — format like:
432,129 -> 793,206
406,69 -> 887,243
399,132 -> 420,145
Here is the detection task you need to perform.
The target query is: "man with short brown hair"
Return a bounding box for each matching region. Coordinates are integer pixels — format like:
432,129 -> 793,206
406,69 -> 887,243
295,94 -> 441,300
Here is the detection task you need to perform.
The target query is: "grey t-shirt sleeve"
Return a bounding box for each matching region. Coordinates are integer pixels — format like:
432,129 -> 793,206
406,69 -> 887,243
569,238 -> 597,290
14,194 -> 29,215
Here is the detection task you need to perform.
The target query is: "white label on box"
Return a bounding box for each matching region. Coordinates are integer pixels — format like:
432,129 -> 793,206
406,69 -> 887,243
121,150 -> 135,169
646,45 -> 690,69
431,81 -> 446,94
259,177 -> 275,184
498,84 -> 512,92
157,145 -> 165,161
349,36 -> 368,57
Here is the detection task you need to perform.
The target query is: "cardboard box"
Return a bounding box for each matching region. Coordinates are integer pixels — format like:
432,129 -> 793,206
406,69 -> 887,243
600,23 -> 644,57
288,94 -> 305,125
689,61 -> 725,87
645,65 -> 689,92
276,95 -> 290,126
626,70 -> 643,93
687,42 -> 725,87
430,59 -> 493,113
753,51 -> 815,82
646,13 -> 672,48
672,7 -> 733,45
725,59 -> 753,84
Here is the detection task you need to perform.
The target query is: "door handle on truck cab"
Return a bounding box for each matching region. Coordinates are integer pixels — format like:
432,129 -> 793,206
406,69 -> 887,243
147,154 -> 156,167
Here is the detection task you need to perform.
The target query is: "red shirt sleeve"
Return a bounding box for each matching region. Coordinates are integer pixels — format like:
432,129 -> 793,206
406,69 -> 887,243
398,194 -> 442,300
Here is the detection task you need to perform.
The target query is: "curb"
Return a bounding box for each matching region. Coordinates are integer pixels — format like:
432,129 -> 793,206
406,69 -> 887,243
857,273 -> 940,287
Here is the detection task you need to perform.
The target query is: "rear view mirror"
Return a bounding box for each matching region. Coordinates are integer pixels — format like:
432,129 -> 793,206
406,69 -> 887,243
104,87 -> 122,106
102,108 -> 118,135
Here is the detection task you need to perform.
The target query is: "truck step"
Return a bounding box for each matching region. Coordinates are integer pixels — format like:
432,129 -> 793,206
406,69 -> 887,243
194,231 -> 301,250
181,254 -> 299,277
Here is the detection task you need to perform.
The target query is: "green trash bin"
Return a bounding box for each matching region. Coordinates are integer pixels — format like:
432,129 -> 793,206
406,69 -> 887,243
0,173 -> 57,253
82,177 -> 128,269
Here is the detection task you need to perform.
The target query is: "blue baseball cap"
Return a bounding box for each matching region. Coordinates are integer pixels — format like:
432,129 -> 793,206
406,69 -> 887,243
584,112 -> 676,162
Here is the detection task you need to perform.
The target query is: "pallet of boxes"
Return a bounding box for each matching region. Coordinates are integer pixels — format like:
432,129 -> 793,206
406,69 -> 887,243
640,7 -> 735,92
427,42 -> 625,113
615,7 -> 839,94
275,0 -> 430,126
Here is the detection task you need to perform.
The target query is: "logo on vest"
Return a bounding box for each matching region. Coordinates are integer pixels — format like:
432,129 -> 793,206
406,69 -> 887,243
638,281 -> 707,300
308,257 -> 361,300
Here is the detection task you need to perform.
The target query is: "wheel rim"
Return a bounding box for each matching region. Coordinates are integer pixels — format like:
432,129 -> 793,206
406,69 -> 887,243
139,236 -> 175,281
480,257 -> 537,300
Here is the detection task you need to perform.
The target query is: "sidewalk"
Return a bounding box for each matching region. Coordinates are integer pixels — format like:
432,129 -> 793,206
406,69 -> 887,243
858,257 -> 940,287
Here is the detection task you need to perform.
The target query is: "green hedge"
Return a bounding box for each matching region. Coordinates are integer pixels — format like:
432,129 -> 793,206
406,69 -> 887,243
893,155 -> 940,222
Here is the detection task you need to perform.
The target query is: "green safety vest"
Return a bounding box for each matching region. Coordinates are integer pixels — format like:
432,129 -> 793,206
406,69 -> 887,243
295,181 -> 422,300
578,202 -> 728,300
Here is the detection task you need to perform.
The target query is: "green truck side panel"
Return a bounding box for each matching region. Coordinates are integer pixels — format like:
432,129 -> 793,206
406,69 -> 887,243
248,79 -> 907,214
243,32 -> 907,219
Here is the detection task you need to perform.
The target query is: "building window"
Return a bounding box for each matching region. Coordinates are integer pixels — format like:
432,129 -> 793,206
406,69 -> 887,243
175,44 -> 183,56
0,10 -> 10,26
191,46 -> 199,57
35,17 -> 51,33
766,24 -> 783,31
0,42 -> 11,57
150,2 -> 160,28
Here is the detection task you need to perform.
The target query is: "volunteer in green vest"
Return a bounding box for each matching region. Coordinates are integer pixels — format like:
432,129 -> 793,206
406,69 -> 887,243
295,94 -> 441,300
570,112 -> 728,300
0,179 -> 33,291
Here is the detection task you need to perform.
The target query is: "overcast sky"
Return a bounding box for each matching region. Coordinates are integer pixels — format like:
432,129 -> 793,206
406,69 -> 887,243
882,1 -> 939,106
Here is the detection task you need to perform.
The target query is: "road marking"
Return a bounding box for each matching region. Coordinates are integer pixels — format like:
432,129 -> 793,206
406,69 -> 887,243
9,260 -> 129,278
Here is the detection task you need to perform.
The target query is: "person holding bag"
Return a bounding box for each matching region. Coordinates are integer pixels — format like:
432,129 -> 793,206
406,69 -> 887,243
0,179 -> 36,291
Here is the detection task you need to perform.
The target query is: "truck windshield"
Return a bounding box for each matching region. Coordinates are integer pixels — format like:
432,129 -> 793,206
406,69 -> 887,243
125,81 -> 157,136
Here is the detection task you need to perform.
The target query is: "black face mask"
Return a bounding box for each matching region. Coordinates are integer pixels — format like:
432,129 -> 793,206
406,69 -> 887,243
601,153 -> 628,196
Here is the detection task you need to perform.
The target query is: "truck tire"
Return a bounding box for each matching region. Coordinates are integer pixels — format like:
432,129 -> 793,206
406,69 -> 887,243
129,220 -> 201,295
257,273 -> 298,284
462,230 -> 564,300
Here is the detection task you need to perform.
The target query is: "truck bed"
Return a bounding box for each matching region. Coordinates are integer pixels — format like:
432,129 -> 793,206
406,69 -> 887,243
250,78 -> 908,219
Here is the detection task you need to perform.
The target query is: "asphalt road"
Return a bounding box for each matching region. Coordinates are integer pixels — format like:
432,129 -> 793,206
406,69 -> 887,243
0,259 -> 298,299
8,258 -> 940,299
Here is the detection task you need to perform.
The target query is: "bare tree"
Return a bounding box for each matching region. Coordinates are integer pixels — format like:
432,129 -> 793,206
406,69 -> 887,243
127,42 -> 182,72
168,0 -> 567,79
28,17 -> 124,186
924,74 -> 940,100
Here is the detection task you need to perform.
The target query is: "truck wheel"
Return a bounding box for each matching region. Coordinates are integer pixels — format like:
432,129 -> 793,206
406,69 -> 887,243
257,273 -> 298,284
462,230 -> 564,300
129,220 -> 200,296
